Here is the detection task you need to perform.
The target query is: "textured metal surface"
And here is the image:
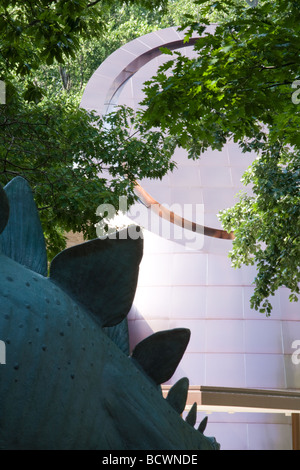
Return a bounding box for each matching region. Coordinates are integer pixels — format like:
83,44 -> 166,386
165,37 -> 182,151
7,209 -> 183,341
0,177 -> 48,276
0,177 -> 220,450
0,185 -> 9,235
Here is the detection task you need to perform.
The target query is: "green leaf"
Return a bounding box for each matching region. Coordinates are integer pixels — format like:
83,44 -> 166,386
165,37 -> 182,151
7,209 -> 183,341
159,47 -> 173,55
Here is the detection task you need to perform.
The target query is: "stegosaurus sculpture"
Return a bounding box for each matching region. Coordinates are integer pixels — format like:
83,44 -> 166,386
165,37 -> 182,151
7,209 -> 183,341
0,177 -> 220,450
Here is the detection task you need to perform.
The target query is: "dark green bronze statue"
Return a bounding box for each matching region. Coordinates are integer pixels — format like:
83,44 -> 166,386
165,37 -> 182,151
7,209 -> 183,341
0,177 -> 220,450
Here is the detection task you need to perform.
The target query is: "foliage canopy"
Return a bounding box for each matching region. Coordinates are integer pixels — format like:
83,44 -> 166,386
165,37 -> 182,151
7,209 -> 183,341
0,0 -> 176,258
140,0 -> 300,314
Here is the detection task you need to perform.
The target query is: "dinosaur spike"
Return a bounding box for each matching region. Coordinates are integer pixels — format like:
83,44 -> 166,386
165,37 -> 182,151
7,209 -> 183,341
0,177 -> 48,276
50,227 -> 143,327
0,184 -> 9,235
166,378 -> 189,415
185,402 -> 197,427
131,328 -> 191,385
198,416 -> 208,434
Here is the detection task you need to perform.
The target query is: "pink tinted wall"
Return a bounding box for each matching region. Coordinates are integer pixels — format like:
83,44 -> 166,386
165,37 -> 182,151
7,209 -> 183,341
81,27 -> 300,450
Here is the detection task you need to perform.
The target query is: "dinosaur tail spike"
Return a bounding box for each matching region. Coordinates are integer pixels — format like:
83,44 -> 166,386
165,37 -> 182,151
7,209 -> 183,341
0,184 -> 9,235
131,328 -> 191,385
198,416 -> 208,434
166,377 -> 189,415
50,226 -> 143,328
185,402 -> 197,427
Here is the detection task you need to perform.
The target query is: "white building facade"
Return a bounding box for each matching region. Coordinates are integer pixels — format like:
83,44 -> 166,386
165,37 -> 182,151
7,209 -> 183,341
81,27 -> 300,450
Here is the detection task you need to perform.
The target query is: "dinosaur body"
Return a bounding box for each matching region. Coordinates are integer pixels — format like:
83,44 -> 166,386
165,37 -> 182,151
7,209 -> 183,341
0,177 -> 219,450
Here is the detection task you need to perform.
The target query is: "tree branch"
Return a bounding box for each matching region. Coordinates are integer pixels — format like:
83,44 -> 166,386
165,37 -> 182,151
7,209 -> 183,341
263,81 -> 293,89
259,62 -> 296,71
87,0 -> 102,7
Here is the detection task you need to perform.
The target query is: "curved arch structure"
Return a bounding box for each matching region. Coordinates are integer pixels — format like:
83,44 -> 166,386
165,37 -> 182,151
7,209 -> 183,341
81,27 -> 211,115
103,36 -> 200,113
81,25 -> 234,241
